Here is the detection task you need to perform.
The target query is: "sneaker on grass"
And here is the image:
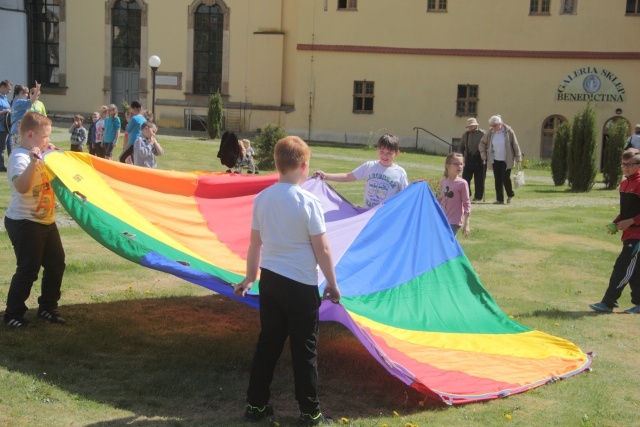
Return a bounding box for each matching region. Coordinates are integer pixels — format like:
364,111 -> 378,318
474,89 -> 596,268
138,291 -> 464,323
4,315 -> 35,328
298,411 -> 332,426
244,404 -> 273,422
589,302 -> 613,313
38,309 -> 66,324
624,305 -> 640,314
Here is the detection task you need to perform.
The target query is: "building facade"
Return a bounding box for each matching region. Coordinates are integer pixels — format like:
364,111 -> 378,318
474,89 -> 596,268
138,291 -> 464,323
1,0 -> 639,162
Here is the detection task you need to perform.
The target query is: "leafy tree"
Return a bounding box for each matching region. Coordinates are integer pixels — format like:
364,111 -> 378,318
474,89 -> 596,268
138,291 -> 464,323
551,122 -> 571,186
253,124 -> 286,171
567,102 -> 597,192
602,120 -> 629,189
207,91 -> 223,139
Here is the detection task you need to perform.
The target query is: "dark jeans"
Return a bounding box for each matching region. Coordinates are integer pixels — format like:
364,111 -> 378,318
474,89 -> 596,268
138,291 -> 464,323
70,144 -> 83,152
462,165 -> 485,200
247,268 -> 321,414
602,239 -> 640,307
4,217 -> 66,318
119,145 -> 134,164
0,131 -> 12,170
95,142 -> 106,158
492,160 -> 514,203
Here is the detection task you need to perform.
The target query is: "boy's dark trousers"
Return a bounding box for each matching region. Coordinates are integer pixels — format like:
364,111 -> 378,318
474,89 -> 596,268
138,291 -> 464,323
120,145 -> 134,164
602,239 -> 640,307
492,160 -> 514,203
4,217 -> 66,318
247,268 -> 321,414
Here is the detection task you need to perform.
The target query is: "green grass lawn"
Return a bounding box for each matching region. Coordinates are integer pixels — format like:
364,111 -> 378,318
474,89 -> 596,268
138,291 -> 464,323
0,127 -> 638,426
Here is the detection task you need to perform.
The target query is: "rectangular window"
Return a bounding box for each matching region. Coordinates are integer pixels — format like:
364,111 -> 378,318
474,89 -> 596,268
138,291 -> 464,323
530,0 -> 551,15
427,0 -> 447,12
353,81 -> 374,114
626,0 -> 640,15
456,85 -> 478,117
30,0 -> 60,86
338,0 -> 357,10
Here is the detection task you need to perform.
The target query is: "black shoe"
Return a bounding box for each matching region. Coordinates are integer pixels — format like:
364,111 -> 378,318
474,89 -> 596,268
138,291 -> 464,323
298,412 -> 332,426
4,315 -> 35,328
244,404 -> 273,422
0,167 -> 7,172
38,309 -> 67,324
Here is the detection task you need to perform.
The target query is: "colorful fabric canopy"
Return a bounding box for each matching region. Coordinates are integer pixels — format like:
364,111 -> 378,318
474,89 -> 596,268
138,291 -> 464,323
43,151 -> 591,404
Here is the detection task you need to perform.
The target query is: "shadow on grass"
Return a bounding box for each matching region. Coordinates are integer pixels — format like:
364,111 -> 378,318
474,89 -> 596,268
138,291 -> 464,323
516,308 -> 629,319
1,295 -> 431,426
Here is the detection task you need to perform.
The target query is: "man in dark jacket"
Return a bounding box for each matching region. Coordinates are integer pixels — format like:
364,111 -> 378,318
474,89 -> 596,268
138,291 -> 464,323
458,118 -> 486,201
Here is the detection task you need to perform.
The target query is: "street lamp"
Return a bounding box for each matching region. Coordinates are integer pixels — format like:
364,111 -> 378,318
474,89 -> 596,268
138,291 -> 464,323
148,55 -> 161,120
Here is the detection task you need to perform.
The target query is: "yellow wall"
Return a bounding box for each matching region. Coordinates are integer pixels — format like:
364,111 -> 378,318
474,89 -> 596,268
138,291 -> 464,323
41,0 -> 639,161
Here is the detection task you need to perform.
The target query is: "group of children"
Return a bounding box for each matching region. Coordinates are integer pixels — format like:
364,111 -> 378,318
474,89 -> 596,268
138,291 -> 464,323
68,101 -> 163,167
4,109 -> 639,426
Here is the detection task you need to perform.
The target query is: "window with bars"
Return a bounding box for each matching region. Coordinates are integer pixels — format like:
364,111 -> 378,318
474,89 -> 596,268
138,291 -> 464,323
427,0 -> 447,12
193,4 -> 224,94
111,0 -> 141,69
338,0 -> 357,10
456,85 -> 478,117
353,81 -> 374,114
30,0 -> 60,86
626,0 -> 640,15
530,0 -> 551,15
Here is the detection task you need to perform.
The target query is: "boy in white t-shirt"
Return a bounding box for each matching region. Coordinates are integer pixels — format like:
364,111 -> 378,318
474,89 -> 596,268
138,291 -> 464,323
233,136 -> 340,426
315,133 -> 409,208
4,112 -> 66,328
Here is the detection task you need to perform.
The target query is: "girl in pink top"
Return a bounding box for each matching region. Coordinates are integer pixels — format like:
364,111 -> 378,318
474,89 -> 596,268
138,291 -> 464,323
438,152 -> 471,236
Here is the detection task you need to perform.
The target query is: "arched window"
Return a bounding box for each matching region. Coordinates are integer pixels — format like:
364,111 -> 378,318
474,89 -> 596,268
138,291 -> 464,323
601,116 -> 631,170
193,3 -> 224,94
112,0 -> 141,69
541,115 -> 567,159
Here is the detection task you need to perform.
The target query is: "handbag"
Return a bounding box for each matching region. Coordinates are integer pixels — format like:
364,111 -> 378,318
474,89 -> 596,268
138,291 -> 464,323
514,165 -> 525,189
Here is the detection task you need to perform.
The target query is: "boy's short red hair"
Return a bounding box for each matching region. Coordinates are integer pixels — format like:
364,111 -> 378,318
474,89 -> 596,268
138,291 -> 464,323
19,112 -> 52,136
274,136 -> 311,174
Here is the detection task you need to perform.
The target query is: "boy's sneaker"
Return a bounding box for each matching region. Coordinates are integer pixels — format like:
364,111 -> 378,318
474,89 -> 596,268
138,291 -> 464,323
38,309 -> 67,324
298,411 -> 333,426
624,305 -> 640,314
243,404 -> 273,422
4,315 -> 34,328
507,196 -> 514,204
589,302 -> 613,313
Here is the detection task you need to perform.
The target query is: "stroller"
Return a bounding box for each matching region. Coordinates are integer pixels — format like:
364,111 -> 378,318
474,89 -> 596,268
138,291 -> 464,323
235,150 -> 259,174
234,140 -> 259,174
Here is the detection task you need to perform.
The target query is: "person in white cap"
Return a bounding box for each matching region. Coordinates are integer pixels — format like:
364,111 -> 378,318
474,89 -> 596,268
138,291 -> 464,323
458,117 -> 486,201
479,115 -> 523,205
624,124 -> 640,150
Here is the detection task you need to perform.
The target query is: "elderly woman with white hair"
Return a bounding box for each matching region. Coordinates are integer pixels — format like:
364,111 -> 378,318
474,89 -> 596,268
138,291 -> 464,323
479,115 -> 522,205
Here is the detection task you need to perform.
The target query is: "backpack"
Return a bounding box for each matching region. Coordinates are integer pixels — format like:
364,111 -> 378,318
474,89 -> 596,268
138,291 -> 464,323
2,98 -> 12,133
217,131 -> 239,168
2,112 -> 10,133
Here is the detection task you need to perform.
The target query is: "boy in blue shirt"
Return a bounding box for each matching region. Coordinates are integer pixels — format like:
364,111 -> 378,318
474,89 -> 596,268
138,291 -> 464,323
4,112 -> 66,328
234,136 -> 341,426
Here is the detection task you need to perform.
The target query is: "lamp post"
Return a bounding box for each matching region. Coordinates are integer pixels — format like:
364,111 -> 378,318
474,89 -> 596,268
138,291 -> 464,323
148,55 -> 161,120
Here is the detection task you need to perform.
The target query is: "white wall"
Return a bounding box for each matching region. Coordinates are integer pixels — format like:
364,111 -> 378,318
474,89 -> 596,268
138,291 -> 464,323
0,1 -> 28,85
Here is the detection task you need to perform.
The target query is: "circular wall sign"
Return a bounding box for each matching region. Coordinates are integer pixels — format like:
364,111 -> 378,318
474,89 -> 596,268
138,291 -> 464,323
583,75 -> 601,93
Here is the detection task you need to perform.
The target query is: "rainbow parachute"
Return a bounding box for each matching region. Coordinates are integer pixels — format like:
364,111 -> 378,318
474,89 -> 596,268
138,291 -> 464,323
43,151 -> 591,404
